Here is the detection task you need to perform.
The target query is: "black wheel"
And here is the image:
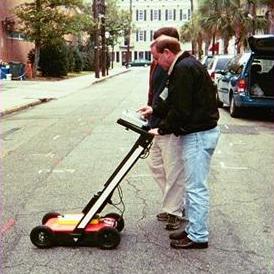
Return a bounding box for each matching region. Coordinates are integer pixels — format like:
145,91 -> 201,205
42,212 -> 61,225
97,227 -> 120,249
30,225 -> 54,248
230,96 -> 241,118
104,213 -> 125,232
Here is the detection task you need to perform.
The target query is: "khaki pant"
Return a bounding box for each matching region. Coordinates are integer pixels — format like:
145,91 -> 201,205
148,134 -> 184,217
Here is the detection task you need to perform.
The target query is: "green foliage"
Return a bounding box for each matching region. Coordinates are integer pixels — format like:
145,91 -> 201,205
39,40 -> 69,77
105,0 -> 131,49
15,0 -> 94,46
79,37 -> 95,71
72,47 -> 84,72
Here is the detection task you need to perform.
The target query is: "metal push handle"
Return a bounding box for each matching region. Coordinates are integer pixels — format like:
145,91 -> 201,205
117,118 -> 152,137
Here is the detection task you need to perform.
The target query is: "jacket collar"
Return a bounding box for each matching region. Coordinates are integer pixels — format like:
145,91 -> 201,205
168,51 -> 191,76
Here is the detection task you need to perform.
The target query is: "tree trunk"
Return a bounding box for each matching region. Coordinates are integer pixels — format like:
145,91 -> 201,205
32,0 -> 41,78
212,33 -> 216,56
223,36 -> 229,54
33,41 -> 40,78
111,45 -> 114,69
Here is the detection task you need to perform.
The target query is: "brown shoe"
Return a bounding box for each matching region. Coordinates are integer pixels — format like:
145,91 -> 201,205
165,214 -> 183,230
156,212 -> 169,222
169,230 -> 188,240
170,237 -> 208,249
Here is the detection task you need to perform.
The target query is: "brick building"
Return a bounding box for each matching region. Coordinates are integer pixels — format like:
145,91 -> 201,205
0,0 -> 34,65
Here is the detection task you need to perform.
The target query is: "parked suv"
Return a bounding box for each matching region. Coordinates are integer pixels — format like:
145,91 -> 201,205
216,35 -> 274,117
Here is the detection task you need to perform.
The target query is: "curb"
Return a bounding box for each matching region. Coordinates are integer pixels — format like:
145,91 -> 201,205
92,69 -> 130,85
0,69 -> 130,117
0,98 -> 53,117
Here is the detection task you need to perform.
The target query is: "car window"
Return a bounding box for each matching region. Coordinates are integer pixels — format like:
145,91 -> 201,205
253,58 -> 274,73
215,58 -> 231,70
226,54 -> 243,74
207,58 -> 215,70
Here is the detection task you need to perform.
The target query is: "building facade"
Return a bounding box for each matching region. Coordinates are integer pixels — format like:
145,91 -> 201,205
0,0 -> 34,65
115,0 -> 192,65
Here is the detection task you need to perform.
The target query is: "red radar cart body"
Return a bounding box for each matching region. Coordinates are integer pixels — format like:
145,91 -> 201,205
30,116 -> 153,249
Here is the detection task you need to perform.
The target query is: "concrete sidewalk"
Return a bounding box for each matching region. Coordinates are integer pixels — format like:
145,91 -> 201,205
0,67 -> 129,117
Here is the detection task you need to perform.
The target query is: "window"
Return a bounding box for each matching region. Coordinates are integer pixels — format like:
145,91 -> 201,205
138,10 -> 144,20
165,9 -> 173,21
188,9 -> 191,20
153,10 -> 159,20
136,31 -> 147,42
7,32 -> 26,40
137,10 -> 146,21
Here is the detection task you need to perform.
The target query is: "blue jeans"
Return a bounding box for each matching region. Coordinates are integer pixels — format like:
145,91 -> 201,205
177,127 -> 220,243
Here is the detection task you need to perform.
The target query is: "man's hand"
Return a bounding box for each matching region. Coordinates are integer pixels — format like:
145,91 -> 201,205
148,128 -> 159,135
137,106 -> 153,119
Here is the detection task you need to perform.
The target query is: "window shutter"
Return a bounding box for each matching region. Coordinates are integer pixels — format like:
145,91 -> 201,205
151,9 -> 153,21
173,9 -> 176,20
159,10 -> 161,20
144,31 -> 147,41
136,31 -> 139,42
165,9 -> 168,20
150,30 -> 153,41
180,9 -> 182,20
144,10 -> 147,21
136,9 -> 139,21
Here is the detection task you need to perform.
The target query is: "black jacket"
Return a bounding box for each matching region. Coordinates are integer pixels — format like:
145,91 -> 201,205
148,64 -> 168,129
154,55 -> 219,135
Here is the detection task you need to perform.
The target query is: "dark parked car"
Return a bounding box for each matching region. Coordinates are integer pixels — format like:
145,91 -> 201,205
216,35 -> 274,117
128,59 -> 151,67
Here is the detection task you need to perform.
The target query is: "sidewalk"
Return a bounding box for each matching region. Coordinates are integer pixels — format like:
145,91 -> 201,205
0,67 -> 129,117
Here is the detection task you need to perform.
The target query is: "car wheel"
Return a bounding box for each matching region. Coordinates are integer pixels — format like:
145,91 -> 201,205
97,227 -> 120,249
104,213 -> 125,232
30,225 -> 54,248
230,96 -> 241,118
42,212 -> 61,225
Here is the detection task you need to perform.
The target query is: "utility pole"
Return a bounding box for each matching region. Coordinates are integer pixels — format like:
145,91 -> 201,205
92,0 -> 100,78
101,0 -> 106,77
125,0 -> 132,68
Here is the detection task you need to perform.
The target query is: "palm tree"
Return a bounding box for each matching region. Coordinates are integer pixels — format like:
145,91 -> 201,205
258,0 -> 274,33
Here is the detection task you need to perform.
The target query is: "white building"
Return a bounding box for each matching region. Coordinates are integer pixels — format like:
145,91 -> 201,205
115,0 -> 192,65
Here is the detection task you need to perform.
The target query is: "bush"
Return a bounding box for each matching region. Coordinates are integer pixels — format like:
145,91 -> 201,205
39,40 -> 69,77
80,38 -> 95,71
73,47 -> 83,73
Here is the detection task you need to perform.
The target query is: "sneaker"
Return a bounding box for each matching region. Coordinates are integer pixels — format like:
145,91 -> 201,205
156,212 -> 169,222
165,214 -> 183,230
170,236 -> 208,249
169,230 -> 188,240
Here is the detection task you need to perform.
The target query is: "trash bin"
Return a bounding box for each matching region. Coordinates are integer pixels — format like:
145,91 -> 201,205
0,66 -> 10,79
9,62 -> 25,80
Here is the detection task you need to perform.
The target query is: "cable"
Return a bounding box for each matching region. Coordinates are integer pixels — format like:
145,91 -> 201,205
110,186 -> 125,216
140,142 -> 152,159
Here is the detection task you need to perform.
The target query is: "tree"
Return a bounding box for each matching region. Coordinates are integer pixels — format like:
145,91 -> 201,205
15,0 -> 93,77
257,0 -> 274,33
105,0 -> 131,68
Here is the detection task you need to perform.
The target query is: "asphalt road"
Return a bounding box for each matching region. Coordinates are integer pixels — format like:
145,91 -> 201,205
1,68 -> 273,274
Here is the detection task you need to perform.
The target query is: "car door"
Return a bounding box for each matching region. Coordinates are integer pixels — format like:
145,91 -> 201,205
218,70 -> 232,104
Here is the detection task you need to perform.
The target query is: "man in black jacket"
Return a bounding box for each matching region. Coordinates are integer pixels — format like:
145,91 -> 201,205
139,37 -> 220,249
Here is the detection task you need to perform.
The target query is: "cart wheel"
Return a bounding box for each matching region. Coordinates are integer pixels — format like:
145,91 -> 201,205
97,227 -> 120,249
104,213 -> 125,232
30,225 -> 54,249
42,212 -> 61,225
